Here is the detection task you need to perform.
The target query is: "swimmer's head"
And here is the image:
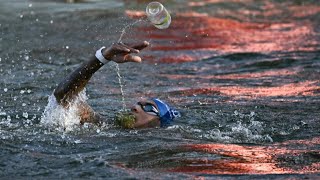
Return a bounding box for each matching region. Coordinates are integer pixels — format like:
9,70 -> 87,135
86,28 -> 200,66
120,98 -> 180,129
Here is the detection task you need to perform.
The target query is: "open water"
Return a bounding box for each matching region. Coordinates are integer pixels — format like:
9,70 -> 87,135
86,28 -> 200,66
0,0 -> 319,179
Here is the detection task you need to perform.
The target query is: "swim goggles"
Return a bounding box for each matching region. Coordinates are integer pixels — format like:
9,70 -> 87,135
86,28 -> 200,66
137,102 -> 159,116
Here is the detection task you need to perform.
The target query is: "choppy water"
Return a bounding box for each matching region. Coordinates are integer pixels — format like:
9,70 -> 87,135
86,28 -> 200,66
0,0 -> 320,179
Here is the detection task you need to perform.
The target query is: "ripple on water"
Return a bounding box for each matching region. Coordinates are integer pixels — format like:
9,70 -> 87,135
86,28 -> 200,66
0,0 -> 319,178
115,107 -> 266,144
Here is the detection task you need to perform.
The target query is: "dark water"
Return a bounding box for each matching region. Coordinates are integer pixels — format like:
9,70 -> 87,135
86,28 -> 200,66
0,0 -> 320,179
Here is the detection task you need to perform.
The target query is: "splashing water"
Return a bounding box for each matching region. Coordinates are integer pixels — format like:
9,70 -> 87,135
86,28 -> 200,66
117,19 -> 143,44
41,90 -> 88,132
113,62 -> 126,110
106,2 -> 171,111
40,3 -> 169,129
114,19 -> 143,110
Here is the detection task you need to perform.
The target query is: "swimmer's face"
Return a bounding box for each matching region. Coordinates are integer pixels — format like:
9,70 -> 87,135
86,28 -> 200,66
130,99 -> 160,128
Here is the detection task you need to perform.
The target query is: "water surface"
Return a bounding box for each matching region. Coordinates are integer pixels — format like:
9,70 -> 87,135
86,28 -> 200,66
0,0 -> 319,179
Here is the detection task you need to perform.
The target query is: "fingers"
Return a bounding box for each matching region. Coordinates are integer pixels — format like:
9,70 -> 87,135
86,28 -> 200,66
119,42 -> 140,53
111,41 -> 149,55
124,54 -> 142,63
104,41 -> 149,63
111,45 -> 130,54
131,41 -> 150,51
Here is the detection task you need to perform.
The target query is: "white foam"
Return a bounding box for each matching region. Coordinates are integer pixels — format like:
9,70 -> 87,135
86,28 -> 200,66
174,110 -> 273,143
41,90 -> 88,132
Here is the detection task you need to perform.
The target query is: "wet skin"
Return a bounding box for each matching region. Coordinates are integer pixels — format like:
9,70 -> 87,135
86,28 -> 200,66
131,99 -> 160,128
53,41 -> 159,128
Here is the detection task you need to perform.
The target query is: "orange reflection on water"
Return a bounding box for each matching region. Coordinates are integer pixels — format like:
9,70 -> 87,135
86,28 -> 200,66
167,80 -> 320,98
188,0 -> 253,7
161,68 -> 297,80
171,137 -> 320,174
125,6 -> 317,63
172,144 -> 286,174
289,5 -> 320,18
124,10 -> 146,19
220,80 -> 319,97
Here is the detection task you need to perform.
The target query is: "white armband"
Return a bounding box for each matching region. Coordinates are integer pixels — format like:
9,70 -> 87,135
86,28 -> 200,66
95,46 -> 109,64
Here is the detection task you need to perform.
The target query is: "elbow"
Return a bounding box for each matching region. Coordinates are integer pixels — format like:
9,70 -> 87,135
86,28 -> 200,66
53,87 -> 64,104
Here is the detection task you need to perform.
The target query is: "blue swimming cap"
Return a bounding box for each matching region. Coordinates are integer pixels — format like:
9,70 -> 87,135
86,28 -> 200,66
151,98 -> 181,127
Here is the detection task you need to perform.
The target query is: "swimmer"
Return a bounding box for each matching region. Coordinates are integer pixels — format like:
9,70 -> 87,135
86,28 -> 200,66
53,41 -> 180,128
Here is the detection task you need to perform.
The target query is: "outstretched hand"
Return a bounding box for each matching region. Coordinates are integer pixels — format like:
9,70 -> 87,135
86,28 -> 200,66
102,41 -> 149,63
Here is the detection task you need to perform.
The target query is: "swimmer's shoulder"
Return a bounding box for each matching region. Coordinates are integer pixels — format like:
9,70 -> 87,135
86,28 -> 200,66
77,102 -> 113,126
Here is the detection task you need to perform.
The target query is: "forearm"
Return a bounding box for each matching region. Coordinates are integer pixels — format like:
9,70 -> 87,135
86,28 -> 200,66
53,41 -> 149,106
54,55 -> 104,106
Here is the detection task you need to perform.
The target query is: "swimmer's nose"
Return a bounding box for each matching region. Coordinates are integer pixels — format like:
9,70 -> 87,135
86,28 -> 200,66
131,105 -> 139,113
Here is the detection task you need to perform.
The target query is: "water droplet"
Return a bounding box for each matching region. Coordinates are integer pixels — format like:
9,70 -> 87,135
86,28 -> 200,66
28,4 -> 32,7
292,125 -> 300,130
20,14 -> 24,18
300,120 -> 307,126
26,119 -> 31,125
22,103 -> 26,107
4,88 -> 8,92
96,129 -> 101,133
234,110 -> 239,115
23,112 -> 29,118
83,123 -> 89,129
27,89 -> 31,93
50,20 -> 53,24
66,46 -> 69,49
24,56 -> 29,60
49,56 -> 52,60
36,18 -> 39,22
74,140 -> 81,144
20,90 -> 25,94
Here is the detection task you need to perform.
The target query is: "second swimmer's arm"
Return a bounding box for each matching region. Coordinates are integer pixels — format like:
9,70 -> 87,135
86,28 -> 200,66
53,41 -> 149,106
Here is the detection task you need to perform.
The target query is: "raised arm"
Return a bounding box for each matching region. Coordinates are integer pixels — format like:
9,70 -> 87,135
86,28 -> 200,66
53,41 -> 149,106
